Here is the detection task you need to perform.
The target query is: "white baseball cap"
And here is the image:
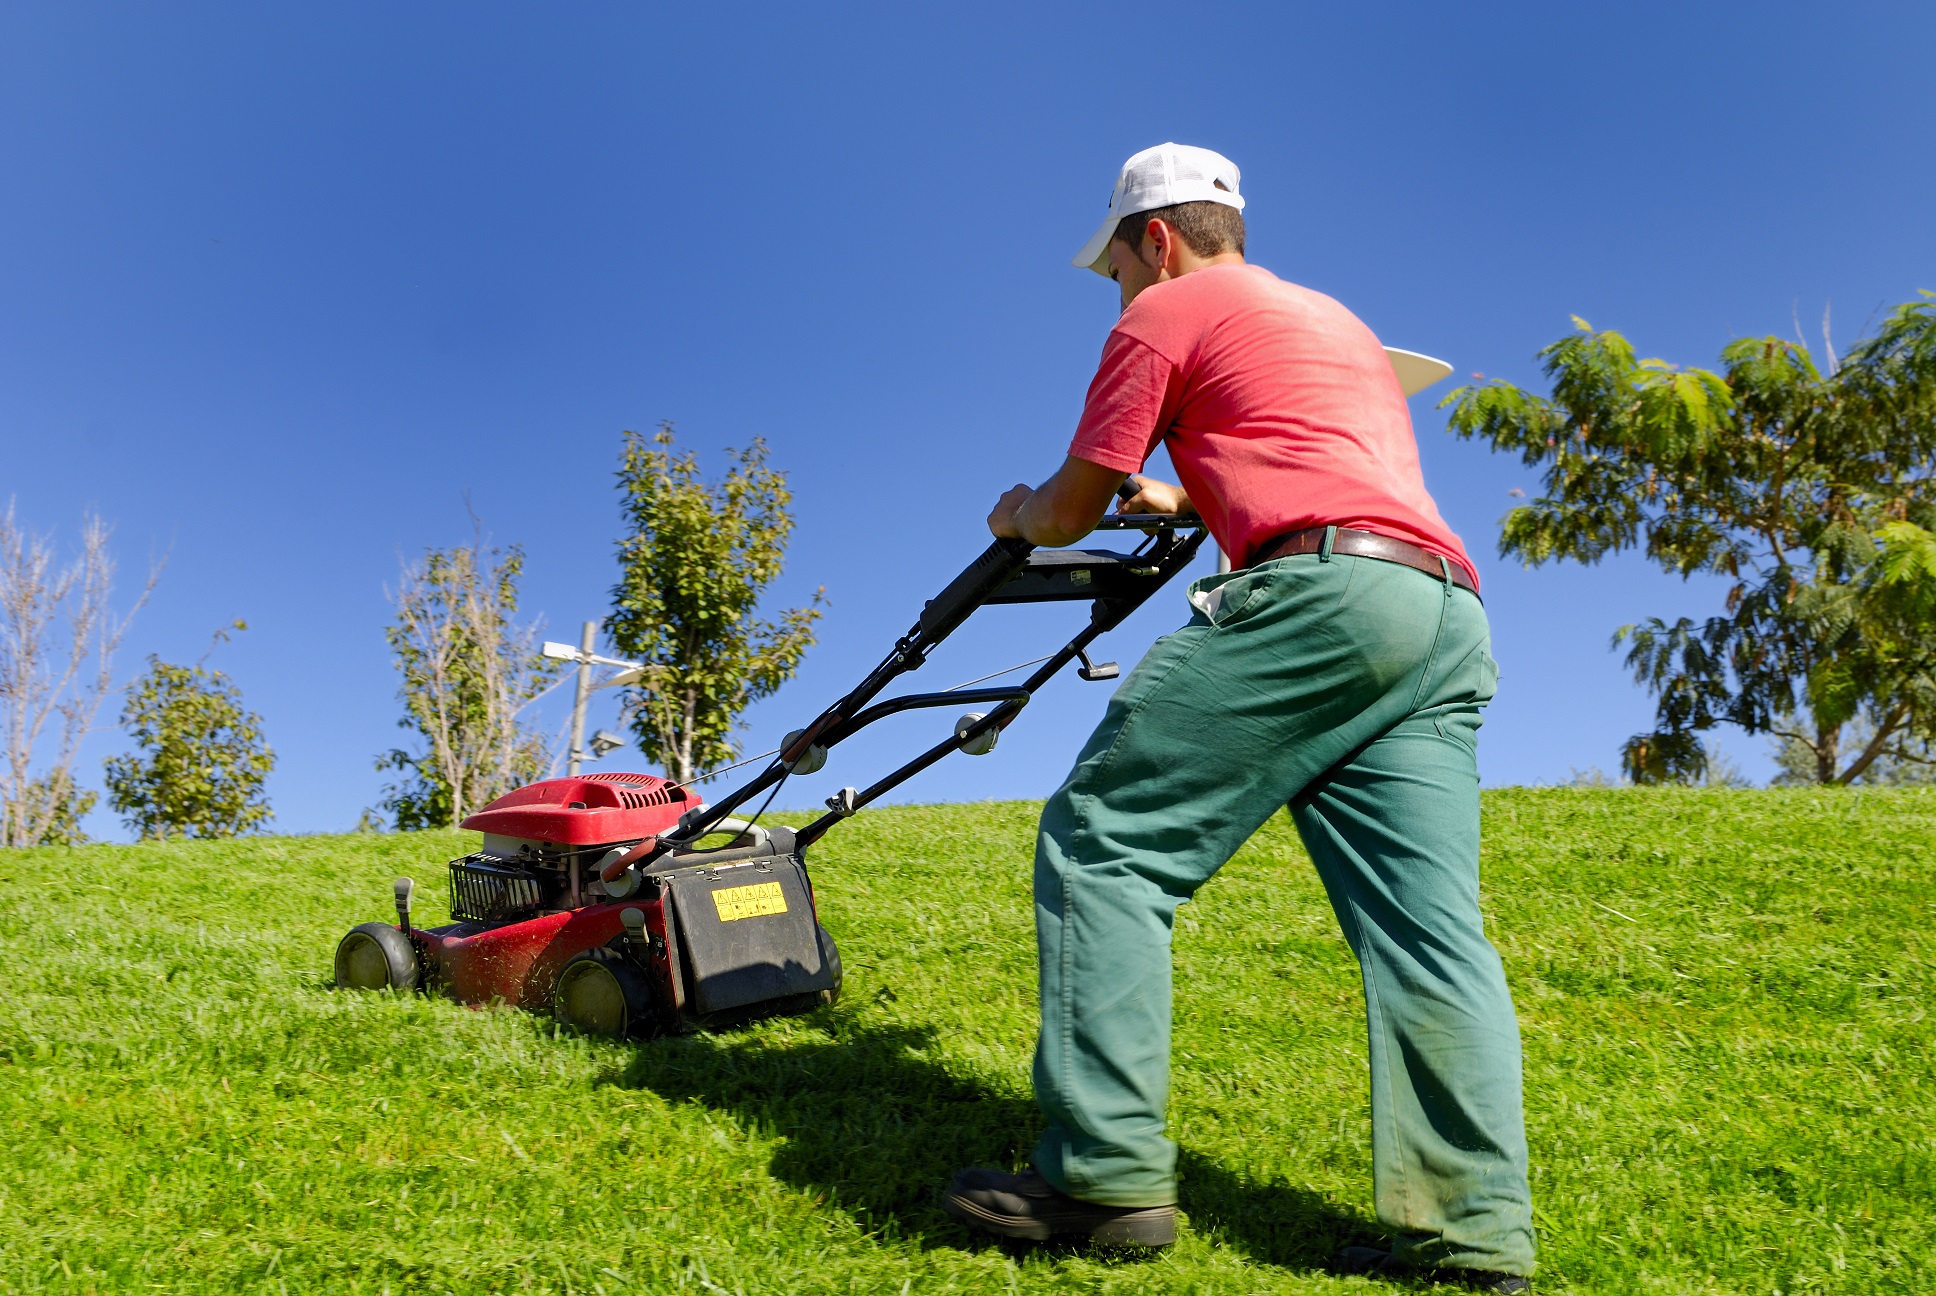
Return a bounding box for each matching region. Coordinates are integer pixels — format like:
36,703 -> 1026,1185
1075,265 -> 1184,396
1072,142 -> 1246,276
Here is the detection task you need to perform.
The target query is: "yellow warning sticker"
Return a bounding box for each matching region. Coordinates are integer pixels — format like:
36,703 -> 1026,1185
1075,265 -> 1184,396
711,880 -> 788,922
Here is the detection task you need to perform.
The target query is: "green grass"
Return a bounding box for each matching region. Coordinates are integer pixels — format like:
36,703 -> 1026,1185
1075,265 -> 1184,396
1,790 -> 1932,1294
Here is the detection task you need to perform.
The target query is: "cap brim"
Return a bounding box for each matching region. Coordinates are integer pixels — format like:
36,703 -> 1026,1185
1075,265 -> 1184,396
1384,347 -> 1455,397
1071,217 -> 1117,276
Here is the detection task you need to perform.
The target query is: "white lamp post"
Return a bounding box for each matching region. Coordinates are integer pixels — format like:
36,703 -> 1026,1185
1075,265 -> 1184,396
542,622 -> 647,776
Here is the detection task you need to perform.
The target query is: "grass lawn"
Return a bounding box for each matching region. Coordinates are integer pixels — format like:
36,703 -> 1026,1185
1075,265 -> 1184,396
1,789 -> 1931,1294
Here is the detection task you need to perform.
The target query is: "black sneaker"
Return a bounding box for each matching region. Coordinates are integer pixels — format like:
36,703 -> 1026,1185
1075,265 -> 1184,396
943,1167 -> 1177,1247
1330,1245 -> 1532,1293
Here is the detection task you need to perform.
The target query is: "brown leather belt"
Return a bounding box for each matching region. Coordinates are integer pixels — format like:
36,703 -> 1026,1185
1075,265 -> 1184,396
1250,526 -> 1480,599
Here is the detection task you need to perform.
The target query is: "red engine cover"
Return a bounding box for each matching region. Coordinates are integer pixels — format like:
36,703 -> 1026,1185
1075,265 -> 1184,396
458,772 -> 693,844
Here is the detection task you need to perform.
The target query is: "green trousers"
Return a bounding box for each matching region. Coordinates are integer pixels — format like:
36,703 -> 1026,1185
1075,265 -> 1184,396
1030,549 -> 1535,1276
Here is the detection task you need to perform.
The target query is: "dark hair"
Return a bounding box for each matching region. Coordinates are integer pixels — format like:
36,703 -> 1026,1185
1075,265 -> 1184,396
1112,199 -> 1246,259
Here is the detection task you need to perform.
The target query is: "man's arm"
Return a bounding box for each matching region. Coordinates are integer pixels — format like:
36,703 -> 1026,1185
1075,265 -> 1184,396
988,456 -> 1123,546
988,459 -> 1193,545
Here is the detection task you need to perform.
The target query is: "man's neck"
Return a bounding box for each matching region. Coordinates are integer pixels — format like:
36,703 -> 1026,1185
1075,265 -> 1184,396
1171,251 -> 1246,277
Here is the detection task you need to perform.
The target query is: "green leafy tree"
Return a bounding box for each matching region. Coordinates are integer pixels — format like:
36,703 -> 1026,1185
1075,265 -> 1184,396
104,630 -> 274,839
15,775 -> 96,846
1444,295 -> 1936,784
608,424 -> 823,784
378,528 -> 561,830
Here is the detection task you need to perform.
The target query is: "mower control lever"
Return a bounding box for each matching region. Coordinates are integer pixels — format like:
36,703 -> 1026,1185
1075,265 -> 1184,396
818,686 -> 1027,748
1077,649 -> 1120,682
393,877 -> 415,932
619,907 -> 649,954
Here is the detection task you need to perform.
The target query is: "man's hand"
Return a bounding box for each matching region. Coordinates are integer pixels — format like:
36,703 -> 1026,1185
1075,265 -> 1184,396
985,458 -> 1128,546
988,483 -> 1034,539
1116,475 -> 1194,516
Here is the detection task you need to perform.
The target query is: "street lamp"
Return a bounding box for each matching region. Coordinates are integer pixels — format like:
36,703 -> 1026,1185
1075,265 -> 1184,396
542,622 -> 647,776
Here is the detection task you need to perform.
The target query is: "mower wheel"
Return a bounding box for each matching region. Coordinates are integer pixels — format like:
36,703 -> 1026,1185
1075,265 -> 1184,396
553,948 -> 658,1039
334,922 -> 421,992
816,923 -> 843,1006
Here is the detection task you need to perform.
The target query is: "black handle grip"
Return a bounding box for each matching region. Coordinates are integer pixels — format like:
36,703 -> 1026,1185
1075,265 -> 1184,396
917,536 -> 1034,638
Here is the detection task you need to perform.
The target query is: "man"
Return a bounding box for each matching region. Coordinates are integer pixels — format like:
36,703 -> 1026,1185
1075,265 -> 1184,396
942,143 -> 1536,1292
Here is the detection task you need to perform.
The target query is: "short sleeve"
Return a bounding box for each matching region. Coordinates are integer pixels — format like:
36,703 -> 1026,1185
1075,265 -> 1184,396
1068,332 -> 1187,474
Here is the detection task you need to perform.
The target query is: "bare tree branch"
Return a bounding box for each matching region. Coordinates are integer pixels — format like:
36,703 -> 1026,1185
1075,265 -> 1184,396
0,503 -> 160,847
1836,702 -> 1908,785
380,518 -> 558,829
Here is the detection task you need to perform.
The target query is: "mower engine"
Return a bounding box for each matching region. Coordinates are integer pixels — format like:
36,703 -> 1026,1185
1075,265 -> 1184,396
333,770 -> 841,1038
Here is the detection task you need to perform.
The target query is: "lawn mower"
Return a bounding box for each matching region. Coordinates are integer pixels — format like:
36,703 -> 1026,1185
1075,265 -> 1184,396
334,501 -> 1209,1037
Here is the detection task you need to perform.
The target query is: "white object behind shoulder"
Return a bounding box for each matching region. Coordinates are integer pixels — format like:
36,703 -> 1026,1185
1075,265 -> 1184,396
1384,348 -> 1454,398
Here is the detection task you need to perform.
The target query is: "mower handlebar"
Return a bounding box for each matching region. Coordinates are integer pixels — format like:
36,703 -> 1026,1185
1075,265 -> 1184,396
653,508 -> 1209,858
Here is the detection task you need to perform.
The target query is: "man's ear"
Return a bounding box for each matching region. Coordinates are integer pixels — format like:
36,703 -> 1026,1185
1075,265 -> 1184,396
1141,218 -> 1171,270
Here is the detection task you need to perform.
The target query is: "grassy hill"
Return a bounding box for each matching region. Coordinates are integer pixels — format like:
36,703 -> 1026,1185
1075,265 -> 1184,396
1,790 -> 1931,1294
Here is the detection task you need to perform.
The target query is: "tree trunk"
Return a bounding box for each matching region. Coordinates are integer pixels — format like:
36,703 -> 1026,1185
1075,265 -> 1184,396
674,686 -> 697,784
1813,723 -> 1840,785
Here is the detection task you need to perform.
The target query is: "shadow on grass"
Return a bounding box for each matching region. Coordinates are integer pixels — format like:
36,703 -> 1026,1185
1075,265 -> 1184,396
1177,1149 -> 1383,1271
595,1012 -> 1374,1271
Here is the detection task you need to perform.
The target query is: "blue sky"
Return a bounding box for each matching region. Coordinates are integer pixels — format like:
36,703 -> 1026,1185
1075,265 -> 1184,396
4,2 -> 1932,839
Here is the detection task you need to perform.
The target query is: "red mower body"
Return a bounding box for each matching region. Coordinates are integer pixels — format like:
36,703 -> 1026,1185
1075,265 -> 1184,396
336,770 -> 841,1037
412,900 -> 673,1013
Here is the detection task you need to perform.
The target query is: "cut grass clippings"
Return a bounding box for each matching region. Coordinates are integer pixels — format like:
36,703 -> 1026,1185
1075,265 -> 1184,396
0,789 -> 1931,1293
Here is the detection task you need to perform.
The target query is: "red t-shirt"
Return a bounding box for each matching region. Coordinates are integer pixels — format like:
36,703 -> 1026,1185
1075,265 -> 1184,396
1068,263 -> 1476,586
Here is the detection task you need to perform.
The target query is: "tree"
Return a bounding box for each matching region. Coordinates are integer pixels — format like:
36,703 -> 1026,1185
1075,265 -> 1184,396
378,525 -> 561,830
1772,719 -> 1935,787
103,627 -> 274,839
607,424 -> 823,784
1,504 -> 156,847
1443,295 -> 1936,785
15,775 -> 95,846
